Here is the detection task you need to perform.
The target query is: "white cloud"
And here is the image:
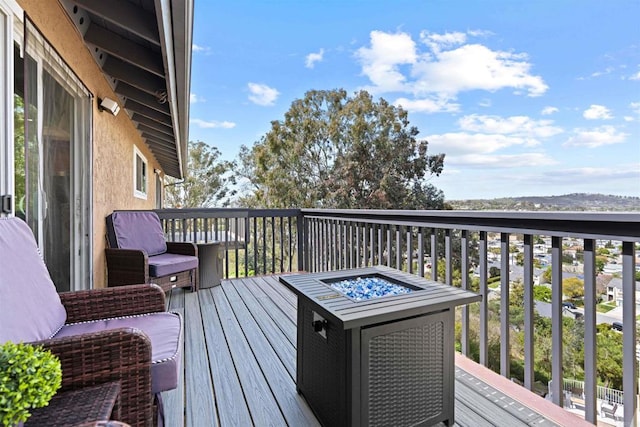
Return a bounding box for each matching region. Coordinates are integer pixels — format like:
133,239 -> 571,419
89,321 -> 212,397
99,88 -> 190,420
426,132 -> 538,156
591,67 -> 614,78
541,106 -> 558,115
451,152 -> 557,168
478,99 -> 492,107
355,31 -> 417,93
394,97 -> 459,113
563,126 -> 627,148
630,102 -> 640,115
305,49 -> 325,68
583,104 -> 613,120
247,83 -> 280,106
190,93 -> 205,103
411,44 -> 548,97
629,71 -> 640,80
355,30 -> 547,104
190,119 -> 236,129
623,116 -> 634,122
546,165 -> 640,182
192,44 -> 210,53
458,114 -> 563,139
419,31 -> 467,52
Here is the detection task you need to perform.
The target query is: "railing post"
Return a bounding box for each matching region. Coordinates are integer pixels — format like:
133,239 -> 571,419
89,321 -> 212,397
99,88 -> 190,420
461,230 -> 470,356
297,211 -> 305,272
551,236 -> 564,407
418,228 -> 425,278
445,229 -> 451,285
583,238 -> 597,424
407,227 -> 414,274
500,233 -> 510,378
523,234 -> 534,391
622,241 -> 637,426
479,231 -> 488,366
430,229 -> 438,282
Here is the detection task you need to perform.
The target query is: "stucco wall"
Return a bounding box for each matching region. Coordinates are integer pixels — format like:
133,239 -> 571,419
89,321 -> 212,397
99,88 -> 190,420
18,0 -> 163,288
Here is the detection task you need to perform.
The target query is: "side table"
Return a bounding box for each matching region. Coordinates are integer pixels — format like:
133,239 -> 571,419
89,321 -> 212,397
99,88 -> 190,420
26,381 -> 123,427
196,241 -> 223,289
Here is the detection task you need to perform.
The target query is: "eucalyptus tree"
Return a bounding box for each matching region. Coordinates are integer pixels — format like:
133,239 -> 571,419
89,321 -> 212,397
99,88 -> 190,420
237,89 -> 445,209
164,141 -> 236,208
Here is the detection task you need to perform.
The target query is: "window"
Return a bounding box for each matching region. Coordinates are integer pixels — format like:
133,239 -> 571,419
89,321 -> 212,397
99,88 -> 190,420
133,146 -> 147,199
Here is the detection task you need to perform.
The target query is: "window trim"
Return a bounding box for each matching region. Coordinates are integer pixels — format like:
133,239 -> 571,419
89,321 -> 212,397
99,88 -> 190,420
133,145 -> 147,199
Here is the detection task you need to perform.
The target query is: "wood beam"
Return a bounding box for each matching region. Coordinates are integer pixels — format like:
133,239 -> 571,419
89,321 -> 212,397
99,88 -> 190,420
103,57 -> 165,96
138,125 -> 175,142
131,113 -> 174,136
84,24 -> 164,76
71,0 -> 159,45
124,99 -> 172,126
116,82 -> 170,115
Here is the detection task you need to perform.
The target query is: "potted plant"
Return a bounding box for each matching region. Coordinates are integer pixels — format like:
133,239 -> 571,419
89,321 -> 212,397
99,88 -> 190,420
0,341 -> 62,426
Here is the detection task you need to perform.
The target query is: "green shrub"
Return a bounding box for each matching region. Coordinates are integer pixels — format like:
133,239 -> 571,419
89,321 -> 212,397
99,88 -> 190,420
0,342 -> 62,426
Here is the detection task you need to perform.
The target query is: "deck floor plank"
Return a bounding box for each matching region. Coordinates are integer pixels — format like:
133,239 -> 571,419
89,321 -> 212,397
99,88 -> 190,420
183,291 -> 218,426
221,281 -> 320,426
163,276 -> 561,427
199,289 -> 254,427
228,278 -> 297,378
162,289 -> 185,427
211,285 -> 288,426
235,276 -> 297,345
250,275 -> 298,322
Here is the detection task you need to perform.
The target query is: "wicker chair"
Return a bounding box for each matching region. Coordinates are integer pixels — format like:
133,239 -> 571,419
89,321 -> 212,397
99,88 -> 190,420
0,217 -> 183,427
105,211 -> 198,292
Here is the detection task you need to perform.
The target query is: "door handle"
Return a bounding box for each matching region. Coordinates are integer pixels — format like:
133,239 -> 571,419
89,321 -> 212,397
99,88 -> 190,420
1,195 -> 12,214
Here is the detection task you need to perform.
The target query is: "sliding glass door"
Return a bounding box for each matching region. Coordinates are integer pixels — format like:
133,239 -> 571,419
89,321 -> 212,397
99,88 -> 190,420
11,16 -> 92,291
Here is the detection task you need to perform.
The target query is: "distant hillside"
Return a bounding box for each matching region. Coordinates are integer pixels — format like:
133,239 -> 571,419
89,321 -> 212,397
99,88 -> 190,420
449,193 -> 640,211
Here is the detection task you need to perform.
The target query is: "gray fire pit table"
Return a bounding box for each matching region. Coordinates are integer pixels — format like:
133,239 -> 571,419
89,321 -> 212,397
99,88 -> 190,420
279,265 -> 481,427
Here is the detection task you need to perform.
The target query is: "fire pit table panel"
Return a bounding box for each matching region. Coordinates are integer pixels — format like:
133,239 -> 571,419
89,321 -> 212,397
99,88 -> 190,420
279,265 -> 481,427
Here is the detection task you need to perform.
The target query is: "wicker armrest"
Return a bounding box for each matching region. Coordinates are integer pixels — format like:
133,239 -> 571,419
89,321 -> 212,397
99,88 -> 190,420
60,284 -> 166,323
166,241 -> 197,256
32,328 -> 153,426
105,248 -> 149,286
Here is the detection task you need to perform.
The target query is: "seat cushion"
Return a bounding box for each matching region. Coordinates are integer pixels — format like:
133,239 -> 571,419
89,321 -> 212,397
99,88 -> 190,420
55,312 -> 182,393
0,218 -> 67,343
107,211 -> 167,256
148,253 -> 198,277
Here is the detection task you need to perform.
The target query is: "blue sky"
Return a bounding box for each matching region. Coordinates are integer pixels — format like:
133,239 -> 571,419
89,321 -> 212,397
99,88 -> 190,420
188,0 -> 640,201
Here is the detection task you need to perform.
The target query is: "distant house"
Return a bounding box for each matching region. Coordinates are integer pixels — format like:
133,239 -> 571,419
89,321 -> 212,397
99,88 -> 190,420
0,0 -> 193,291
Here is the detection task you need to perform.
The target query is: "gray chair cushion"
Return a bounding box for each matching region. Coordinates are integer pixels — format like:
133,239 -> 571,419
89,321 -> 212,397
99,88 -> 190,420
107,211 -> 167,256
0,218 -> 67,343
149,253 -> 198,277
55,312 -> 182,393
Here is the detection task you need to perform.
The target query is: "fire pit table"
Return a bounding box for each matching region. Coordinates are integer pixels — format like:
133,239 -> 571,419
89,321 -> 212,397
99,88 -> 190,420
279,265 -> 481,427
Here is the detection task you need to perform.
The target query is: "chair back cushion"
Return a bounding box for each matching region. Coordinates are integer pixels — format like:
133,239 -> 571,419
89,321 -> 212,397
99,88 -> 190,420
106,211 -> 167,256
0,217 -> 67,343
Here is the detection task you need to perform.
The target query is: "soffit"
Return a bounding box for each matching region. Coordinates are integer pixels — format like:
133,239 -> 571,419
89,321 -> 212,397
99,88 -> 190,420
59,0 -> 193,178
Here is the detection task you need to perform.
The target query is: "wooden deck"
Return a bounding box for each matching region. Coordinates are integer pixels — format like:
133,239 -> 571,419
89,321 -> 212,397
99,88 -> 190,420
161,275 -> 565,427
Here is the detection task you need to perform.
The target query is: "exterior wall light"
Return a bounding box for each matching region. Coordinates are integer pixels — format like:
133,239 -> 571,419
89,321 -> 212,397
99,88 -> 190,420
98,97 -> 120,116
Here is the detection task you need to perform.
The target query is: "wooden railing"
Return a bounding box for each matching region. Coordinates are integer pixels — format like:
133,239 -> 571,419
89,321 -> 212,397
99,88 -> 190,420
155,208 -> 640,425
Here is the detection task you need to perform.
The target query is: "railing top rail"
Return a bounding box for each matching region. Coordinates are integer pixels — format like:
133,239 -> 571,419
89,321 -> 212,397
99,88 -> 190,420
300,209 -> 640,241
154,208 -> 301,219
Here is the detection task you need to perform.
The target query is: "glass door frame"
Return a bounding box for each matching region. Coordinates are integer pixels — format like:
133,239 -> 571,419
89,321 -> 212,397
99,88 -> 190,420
0,0 -> 17,217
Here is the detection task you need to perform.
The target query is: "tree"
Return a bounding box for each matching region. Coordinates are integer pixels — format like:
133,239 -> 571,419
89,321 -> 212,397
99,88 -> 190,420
489,266 -> 500,278
164,141 -> 236,208
562,277 -> 584,299
237,89 -> 445,209
595,256 -> 607,274
541,266 -> 552,284
533,285 -> 552,302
